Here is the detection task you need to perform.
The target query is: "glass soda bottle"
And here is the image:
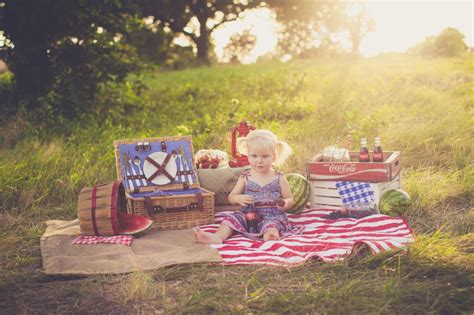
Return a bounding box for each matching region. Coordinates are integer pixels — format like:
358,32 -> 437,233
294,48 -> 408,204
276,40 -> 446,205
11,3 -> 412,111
245,203 -> 258,233
359,138 -> 370,162
372,137 -> 384,162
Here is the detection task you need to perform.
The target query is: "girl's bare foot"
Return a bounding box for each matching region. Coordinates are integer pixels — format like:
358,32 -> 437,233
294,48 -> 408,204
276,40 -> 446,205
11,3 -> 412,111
263,229 -> 280,241
194,227 -> 223,244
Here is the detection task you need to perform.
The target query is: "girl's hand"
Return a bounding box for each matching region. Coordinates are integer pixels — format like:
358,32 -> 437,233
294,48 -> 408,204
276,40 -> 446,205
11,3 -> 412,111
276,198 -> 287,210
234,194 -> 254,207
278,177 -> 294,211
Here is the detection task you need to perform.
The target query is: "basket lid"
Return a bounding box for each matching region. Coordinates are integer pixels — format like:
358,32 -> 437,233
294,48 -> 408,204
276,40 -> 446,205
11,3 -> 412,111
114,136 -> 200,193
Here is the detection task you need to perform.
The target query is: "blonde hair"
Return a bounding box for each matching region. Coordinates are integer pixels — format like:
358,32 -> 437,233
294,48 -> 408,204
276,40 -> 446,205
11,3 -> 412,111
237,129 -> 292,166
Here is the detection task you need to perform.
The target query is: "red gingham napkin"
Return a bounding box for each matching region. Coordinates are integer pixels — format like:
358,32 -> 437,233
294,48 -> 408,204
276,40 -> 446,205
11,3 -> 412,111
71,235 -> 134,246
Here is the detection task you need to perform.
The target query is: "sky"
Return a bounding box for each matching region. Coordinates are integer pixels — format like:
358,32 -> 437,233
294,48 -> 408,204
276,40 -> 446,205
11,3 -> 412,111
212,1 -> 474,62
361,1 -> 473,56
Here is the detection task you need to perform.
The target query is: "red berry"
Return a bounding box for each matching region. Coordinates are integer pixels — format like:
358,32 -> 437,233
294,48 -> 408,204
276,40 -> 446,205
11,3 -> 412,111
201,161 -> 210,169
276,199 -> 285,207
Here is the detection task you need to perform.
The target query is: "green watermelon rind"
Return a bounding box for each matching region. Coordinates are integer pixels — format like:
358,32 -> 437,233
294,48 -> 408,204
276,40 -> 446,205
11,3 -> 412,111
285,173 -> 310,214
379,189 -> 412,216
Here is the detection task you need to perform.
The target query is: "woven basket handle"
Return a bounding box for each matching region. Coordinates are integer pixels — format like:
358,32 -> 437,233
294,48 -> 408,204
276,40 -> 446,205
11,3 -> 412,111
144,192 -> 204,215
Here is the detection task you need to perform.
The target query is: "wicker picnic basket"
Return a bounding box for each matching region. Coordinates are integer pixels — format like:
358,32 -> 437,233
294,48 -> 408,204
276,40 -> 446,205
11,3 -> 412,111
77,181 -> 127,236
127,189 -> 215,229
114,136 -> 215,230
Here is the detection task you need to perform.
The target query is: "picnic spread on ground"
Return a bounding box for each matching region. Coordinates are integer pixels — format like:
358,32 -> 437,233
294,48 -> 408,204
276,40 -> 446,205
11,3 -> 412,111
40,121 -> 415,275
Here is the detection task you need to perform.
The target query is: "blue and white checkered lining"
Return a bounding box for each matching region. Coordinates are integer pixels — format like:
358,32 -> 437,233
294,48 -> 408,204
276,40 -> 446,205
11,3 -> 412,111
335,181 -> 374,209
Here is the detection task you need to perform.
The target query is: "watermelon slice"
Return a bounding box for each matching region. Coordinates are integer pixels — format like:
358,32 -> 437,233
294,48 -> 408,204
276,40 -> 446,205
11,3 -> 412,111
285,173 -> 311,214
117,212 -> 154,238
379,189 -> 412,216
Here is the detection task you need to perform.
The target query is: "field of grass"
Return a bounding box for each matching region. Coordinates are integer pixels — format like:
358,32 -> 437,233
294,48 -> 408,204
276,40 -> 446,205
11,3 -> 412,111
1,54 -> 473,313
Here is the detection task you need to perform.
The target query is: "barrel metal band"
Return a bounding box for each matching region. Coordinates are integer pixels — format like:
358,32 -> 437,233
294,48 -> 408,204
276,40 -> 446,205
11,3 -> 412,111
91,186 -> 99,235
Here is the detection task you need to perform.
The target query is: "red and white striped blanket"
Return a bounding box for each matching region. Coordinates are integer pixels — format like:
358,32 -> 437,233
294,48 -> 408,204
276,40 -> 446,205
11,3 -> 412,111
200,209 -> 415,266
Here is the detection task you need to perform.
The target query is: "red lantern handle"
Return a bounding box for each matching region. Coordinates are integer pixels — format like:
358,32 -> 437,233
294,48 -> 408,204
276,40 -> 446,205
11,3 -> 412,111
231,125 -> 238,158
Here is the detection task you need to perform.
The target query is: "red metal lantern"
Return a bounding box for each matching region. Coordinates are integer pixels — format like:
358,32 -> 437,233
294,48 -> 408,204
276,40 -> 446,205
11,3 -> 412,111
229,121 -> 256,167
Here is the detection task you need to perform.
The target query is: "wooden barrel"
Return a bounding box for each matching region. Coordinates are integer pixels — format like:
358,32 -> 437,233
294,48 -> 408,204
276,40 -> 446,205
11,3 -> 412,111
77,181 -> 127,236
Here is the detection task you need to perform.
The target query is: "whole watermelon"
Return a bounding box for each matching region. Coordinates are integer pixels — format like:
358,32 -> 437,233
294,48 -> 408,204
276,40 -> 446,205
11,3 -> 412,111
285,173 -> 310,214
379,189 -> 412,216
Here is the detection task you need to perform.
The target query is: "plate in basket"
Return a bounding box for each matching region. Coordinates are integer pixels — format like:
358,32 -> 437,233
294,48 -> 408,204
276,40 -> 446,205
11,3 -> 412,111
143,152 -> 178,185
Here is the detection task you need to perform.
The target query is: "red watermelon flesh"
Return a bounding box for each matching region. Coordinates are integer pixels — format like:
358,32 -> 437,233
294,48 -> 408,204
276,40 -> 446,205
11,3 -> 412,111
117,212 -> 153,238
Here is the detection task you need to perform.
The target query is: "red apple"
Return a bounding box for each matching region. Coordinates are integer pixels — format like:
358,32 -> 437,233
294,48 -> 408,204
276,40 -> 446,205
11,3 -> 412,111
276,198 -> 285,207
229,160 -> 238,167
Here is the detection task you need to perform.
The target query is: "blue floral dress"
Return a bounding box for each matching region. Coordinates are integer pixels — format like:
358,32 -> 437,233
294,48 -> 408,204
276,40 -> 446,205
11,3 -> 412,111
221,170 -> 304,240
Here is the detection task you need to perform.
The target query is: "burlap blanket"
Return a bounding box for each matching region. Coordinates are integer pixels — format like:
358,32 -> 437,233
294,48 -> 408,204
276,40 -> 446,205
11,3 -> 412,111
40,219 -> 222,275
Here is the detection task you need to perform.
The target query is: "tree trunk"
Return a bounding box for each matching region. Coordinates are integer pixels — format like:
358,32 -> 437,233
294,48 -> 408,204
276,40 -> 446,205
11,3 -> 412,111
195,11 -> 210,65
350,17 -> 361,54
351,36 -> 361,54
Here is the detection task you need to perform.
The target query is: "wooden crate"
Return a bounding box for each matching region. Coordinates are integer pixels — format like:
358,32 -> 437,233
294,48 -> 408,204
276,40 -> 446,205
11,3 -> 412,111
308,151 -> 402,182
309,173 -> 402,211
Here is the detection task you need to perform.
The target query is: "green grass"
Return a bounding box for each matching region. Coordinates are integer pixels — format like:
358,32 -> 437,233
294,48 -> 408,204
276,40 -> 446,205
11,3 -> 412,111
0,54 -> 473,313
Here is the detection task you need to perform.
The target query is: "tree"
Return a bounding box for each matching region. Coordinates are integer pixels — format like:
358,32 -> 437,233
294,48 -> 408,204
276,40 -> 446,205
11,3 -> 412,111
433,27 -> 468,57
344,2 -> 374,54
124,17 -> 195,69
411,27 -> 468,57
137,0 -> 263,65
0,0 -> 142,115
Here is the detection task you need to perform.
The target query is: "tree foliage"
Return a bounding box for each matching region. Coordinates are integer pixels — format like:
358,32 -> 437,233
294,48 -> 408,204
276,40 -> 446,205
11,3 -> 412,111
410,27 -> 468,58
0,0 -> 268,118
222,29 -> 256,64
0,0 -> 142,116
266,0 -> 345,57
124,17 -> 195,69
